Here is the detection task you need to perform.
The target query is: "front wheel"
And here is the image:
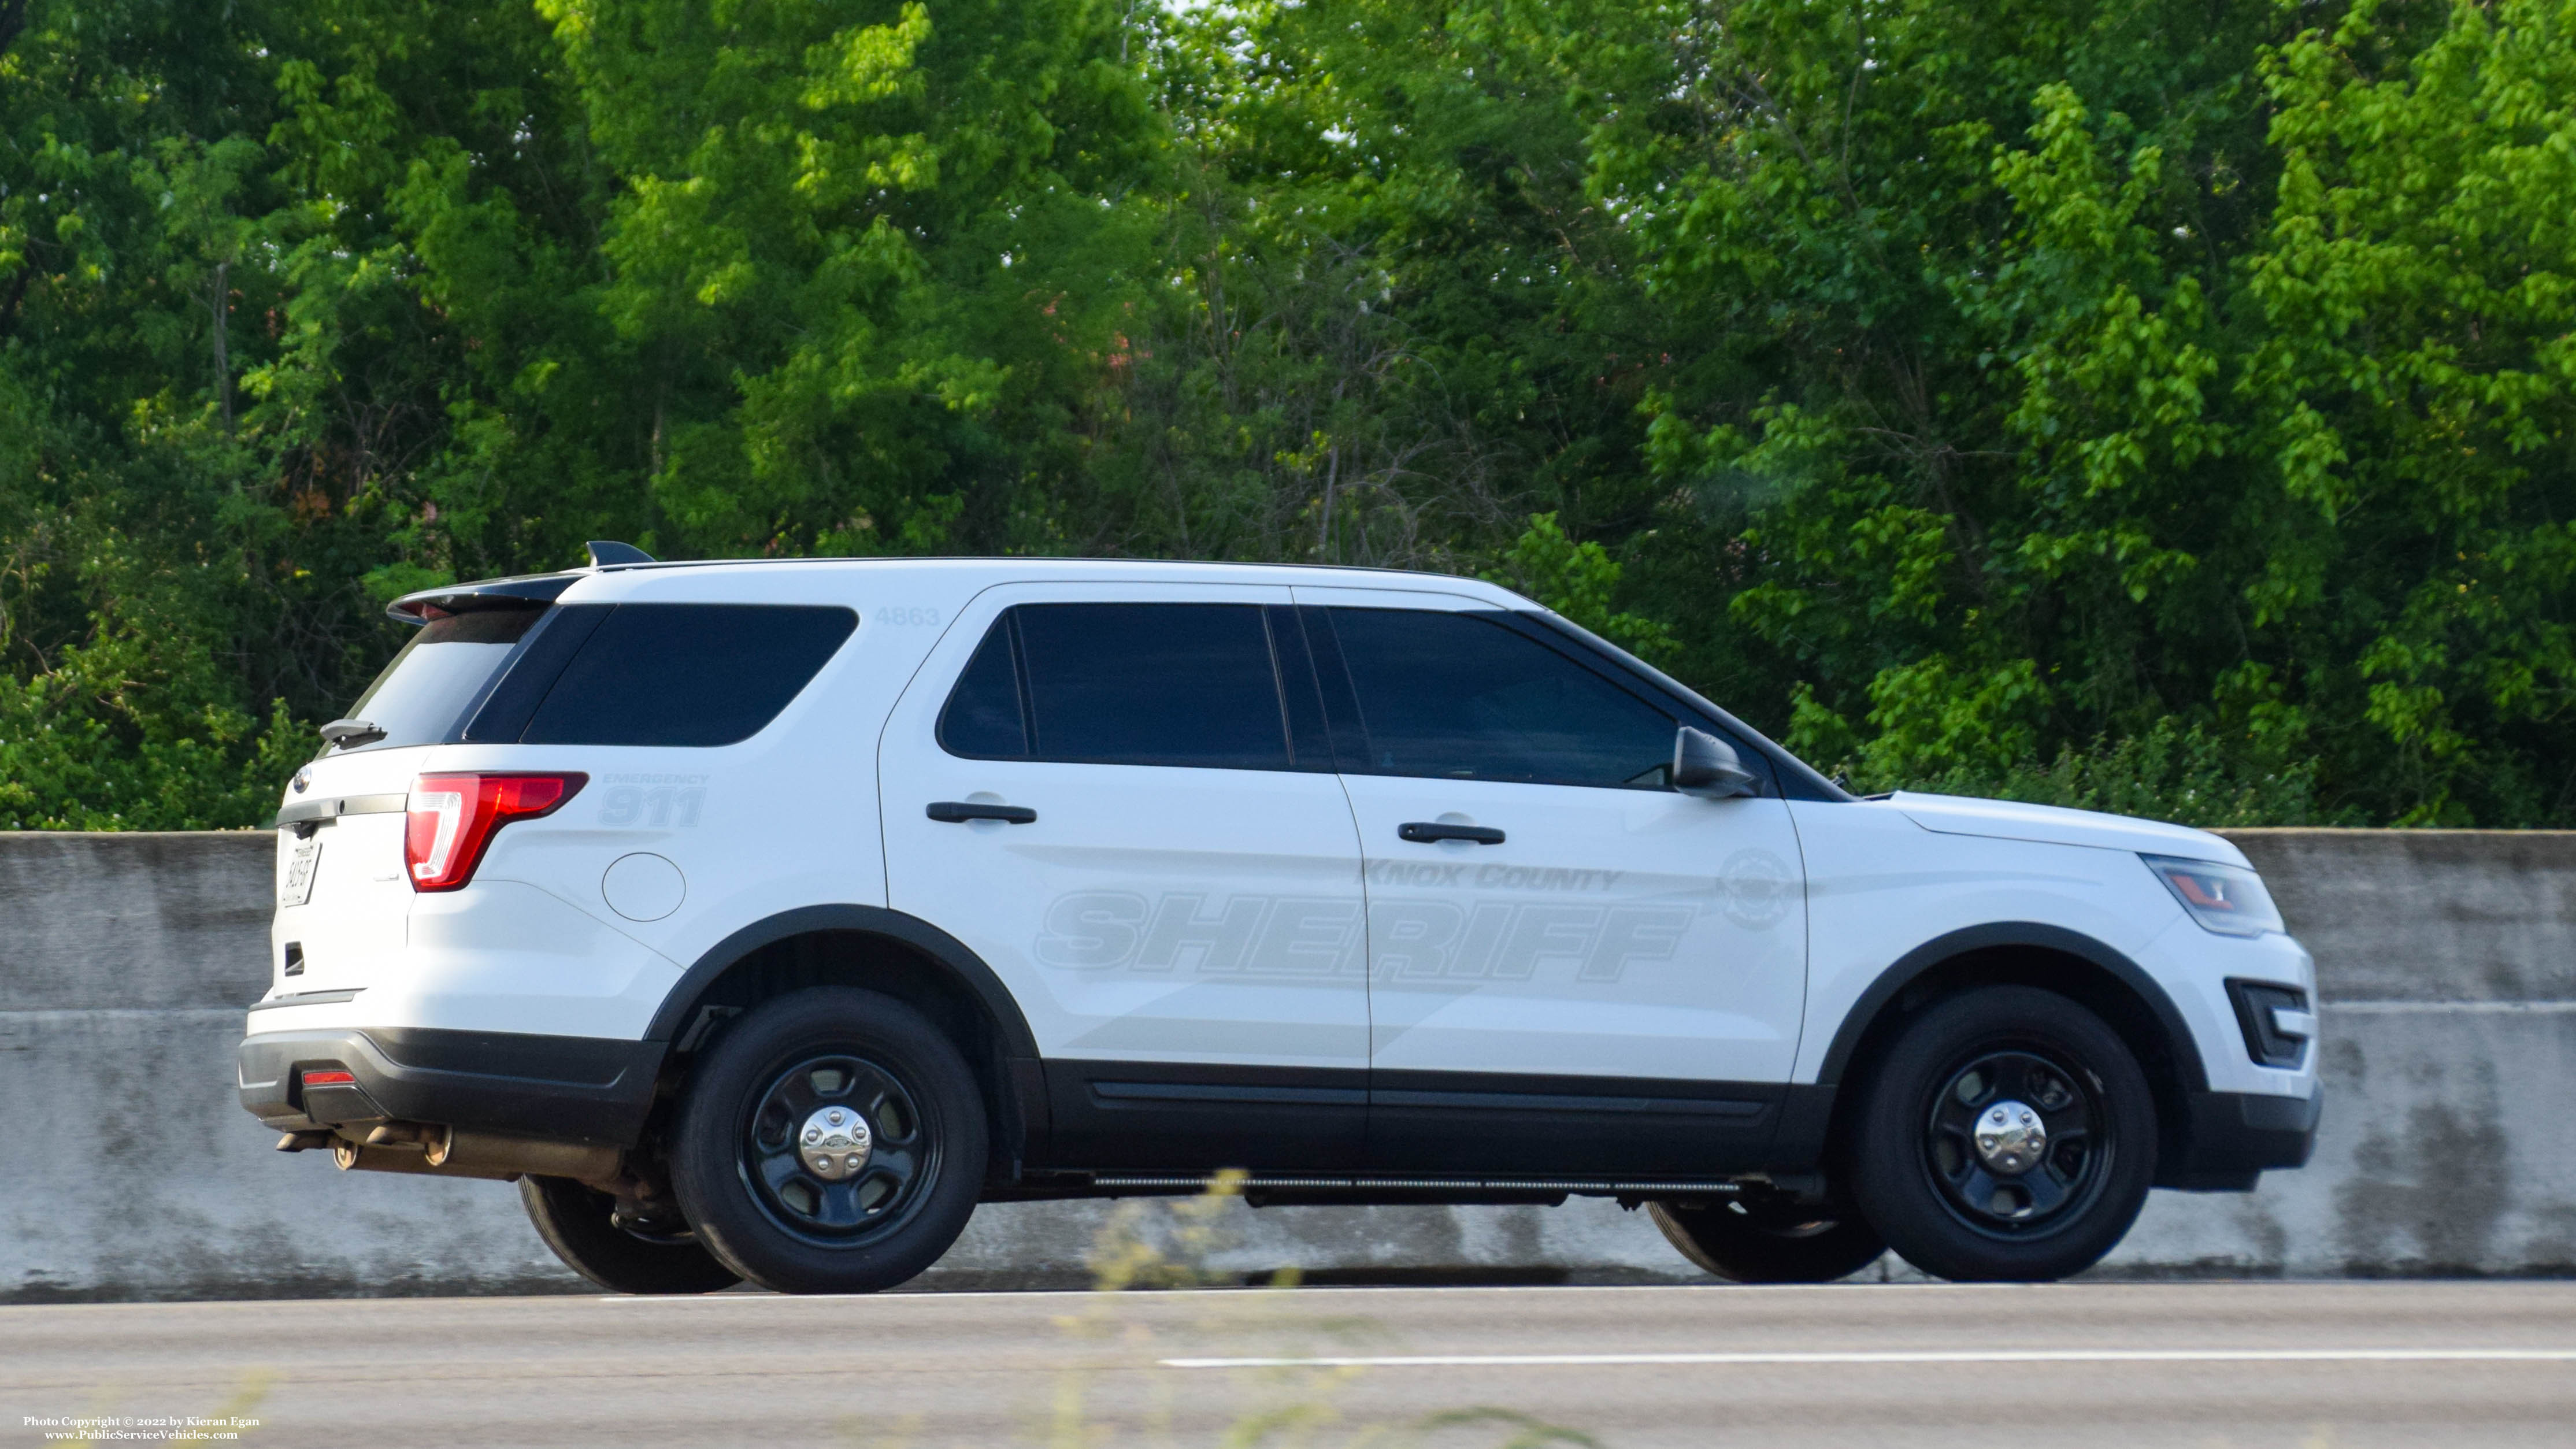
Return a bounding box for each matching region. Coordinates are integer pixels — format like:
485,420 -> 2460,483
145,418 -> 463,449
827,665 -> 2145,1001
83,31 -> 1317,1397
1649,1198 -> 1886,1283
1845,985 -> 2157,1282
668,987 -> 987,1295
518,1175 -> 742,1295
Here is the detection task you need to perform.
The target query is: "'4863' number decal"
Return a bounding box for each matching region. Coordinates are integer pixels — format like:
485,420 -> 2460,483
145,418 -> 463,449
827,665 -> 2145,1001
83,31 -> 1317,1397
873,606 -> 942,627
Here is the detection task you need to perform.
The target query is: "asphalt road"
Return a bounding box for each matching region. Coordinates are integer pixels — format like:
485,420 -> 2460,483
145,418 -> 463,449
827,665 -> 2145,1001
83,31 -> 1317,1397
6,1282 -> 2573,1448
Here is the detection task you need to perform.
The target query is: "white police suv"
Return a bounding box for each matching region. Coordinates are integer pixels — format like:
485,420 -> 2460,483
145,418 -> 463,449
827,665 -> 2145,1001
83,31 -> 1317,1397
238,547 -> 2320,1293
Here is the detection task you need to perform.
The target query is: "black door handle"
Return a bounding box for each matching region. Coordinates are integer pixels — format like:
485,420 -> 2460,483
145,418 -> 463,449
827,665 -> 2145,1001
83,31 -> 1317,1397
927,801 -> 1037,825
1398,821 -> 1504,845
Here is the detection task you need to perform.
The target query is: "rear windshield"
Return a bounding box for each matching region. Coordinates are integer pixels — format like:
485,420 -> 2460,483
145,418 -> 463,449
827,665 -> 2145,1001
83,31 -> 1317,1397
519,603 -> 857,747
338,607 -> 544,750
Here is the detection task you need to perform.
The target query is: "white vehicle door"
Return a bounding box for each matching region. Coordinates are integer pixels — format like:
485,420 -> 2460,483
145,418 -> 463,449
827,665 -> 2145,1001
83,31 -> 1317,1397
879,582 -> 1368,1169
1293,589 -> 1809,1175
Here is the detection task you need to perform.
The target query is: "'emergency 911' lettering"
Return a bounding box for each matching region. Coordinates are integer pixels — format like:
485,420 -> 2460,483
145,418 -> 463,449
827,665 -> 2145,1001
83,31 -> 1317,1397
1034,891 -> 1697,983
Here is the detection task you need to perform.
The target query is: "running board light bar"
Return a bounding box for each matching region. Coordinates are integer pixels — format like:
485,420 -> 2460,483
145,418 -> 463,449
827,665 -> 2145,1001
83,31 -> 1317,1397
1087,1174 -> 1743,1194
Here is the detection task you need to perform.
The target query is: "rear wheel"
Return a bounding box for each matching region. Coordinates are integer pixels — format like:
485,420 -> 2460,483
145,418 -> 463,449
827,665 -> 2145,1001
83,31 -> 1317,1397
1650,1198 -> 1886,1283
518,1175 -> 741,1295
1846,985 -> 2156,1281
669,987 -> 987,1295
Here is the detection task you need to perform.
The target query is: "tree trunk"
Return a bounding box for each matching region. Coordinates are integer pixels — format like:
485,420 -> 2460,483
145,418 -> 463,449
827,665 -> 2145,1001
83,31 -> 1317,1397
210,261 -> 233,433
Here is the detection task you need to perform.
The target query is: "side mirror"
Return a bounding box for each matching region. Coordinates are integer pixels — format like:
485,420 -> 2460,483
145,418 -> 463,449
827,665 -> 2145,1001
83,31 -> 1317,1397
1673,725 -> 1758,799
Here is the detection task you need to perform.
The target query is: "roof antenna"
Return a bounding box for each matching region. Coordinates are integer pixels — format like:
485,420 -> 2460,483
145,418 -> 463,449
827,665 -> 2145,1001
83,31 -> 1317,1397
586,540 -> 657,567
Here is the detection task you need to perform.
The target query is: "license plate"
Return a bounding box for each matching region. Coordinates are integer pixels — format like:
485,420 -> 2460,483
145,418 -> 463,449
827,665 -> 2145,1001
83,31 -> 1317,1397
280,833 -> 323,907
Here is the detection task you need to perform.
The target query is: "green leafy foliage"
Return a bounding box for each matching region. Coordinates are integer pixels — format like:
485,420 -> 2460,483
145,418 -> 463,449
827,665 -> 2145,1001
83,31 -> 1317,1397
1872,721 -> 2330,831
3,0 -> 2572,828
1485,513 -> 1676,661
1597,0 -> 2576,825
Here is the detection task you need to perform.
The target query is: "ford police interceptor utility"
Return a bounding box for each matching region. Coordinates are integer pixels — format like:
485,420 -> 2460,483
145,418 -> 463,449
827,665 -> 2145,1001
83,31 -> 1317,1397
238,546 -> 2320,1294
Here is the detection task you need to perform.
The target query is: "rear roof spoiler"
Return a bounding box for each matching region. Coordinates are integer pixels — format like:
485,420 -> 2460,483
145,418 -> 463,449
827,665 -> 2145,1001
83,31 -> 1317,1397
386,573 -> 579,625
386,543 -> 659,624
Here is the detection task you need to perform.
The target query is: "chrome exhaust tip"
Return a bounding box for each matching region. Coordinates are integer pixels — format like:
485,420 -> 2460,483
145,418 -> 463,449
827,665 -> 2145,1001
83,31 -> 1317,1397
331,1125 -> 622,1186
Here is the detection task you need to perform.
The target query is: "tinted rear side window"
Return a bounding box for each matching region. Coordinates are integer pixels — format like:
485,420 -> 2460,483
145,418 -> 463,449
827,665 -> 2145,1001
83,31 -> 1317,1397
339,606 -> 545,750
939,603 -> 1291,769
1322,608 -> 1677,787
520,604 -> 856,747
938,622 -> 1029,757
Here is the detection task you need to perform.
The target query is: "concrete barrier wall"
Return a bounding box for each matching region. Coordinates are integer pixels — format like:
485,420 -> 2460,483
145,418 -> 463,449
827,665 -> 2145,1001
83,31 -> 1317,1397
3,828 -> 2570,1302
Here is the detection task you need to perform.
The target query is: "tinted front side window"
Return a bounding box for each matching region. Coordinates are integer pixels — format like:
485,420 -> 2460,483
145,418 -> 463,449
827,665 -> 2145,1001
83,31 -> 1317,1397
340,606 -> 544,750
1324,609 -> 1676,787
939,603 -> 1290,769
521,604 -> 856,747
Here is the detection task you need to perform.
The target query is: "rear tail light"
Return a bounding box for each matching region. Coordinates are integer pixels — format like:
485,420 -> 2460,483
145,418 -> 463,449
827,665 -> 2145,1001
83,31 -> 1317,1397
405,772 -> 586,891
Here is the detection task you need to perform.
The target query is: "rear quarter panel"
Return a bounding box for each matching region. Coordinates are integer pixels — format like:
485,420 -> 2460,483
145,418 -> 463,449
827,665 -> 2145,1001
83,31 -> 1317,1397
406,567 -> 995,1039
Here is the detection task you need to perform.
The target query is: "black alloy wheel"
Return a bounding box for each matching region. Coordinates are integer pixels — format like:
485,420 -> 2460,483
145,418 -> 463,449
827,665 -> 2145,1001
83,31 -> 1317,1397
742,1053 -> 933,1244
1845,985 -> 2157,1282
669,987 -> 988,1295
1649,1196 -> 1887,1283
1921,1047 -> 2107,1233
518,1175 -> 742,1295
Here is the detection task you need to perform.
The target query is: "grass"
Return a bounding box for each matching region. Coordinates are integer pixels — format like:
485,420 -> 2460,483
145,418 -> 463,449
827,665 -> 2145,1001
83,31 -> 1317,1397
994,1173 -> 1602,1449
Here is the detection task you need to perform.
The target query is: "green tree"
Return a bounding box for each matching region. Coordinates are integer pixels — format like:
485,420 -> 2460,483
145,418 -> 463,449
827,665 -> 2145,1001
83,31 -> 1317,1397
1585,0 -> 2576,824
536,0 -> 1165,557
5,0 -> 2574,832
1083,0 -> 1670,573
0,0 -> 335,826
2241,0 -> 2576,822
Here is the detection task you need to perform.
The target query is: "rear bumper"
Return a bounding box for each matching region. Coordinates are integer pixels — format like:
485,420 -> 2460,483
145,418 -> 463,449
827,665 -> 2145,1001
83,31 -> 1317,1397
2159,1087 -> 2323,1191
238,1026 -> 666,1147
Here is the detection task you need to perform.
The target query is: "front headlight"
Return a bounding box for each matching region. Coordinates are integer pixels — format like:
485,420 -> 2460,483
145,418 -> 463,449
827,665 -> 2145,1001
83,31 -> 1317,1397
2141,854 -> 2284,937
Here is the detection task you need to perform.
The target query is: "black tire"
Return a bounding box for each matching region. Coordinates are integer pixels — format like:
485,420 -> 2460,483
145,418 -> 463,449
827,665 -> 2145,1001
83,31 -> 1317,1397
1649,1198 -> 1886,1283
519,1175 -> 742,1295
1846,985 -> 2156,1282
668,987 -> 987,1295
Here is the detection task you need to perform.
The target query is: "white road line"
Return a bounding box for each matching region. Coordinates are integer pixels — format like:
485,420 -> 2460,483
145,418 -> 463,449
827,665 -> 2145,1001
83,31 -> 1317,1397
1162,1348 -> 2576,1369
2325,1000 -> 2576,1014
